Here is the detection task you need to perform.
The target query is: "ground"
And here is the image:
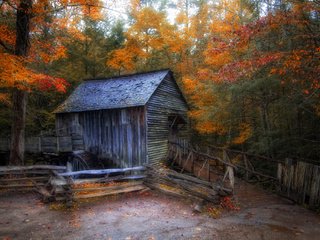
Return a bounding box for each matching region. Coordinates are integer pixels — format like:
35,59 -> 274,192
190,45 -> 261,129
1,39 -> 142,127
0,181 -> 319,240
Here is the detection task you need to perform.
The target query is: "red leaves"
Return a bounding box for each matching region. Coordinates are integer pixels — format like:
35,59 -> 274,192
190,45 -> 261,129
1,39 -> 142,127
35,76 -> 69,93
220,196 -> 240,211
217,53 -> 282,83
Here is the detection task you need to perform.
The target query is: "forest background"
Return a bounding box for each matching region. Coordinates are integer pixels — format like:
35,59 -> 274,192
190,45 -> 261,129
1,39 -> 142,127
0,0 -> 319,164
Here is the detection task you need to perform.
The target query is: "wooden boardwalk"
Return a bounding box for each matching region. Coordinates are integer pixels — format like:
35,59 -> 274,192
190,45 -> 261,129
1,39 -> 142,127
0,135 -> 84,153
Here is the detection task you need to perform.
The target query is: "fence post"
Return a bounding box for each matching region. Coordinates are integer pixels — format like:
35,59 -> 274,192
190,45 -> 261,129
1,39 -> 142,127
38,137 -> 41,152
222,149 -> 235,190
277,162 -> 282,192
244,155 -> 249,181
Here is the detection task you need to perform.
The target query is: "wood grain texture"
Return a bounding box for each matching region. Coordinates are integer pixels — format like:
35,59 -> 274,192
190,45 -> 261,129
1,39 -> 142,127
55,72 -> 190,167
56,107 -> 147,167
146,74 -> 190,165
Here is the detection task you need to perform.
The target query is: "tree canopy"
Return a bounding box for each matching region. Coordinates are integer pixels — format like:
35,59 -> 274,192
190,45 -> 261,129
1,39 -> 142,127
0,0 -> 319,163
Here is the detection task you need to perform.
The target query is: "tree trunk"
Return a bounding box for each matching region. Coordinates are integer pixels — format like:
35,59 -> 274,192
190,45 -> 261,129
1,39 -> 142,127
9,89 -> 28,165
9,0 -> 32,165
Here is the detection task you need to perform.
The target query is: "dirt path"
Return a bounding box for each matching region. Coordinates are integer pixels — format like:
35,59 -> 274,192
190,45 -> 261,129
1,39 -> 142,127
0,181 -> 319,240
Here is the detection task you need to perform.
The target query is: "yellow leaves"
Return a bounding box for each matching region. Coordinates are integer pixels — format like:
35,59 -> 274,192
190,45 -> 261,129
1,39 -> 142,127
205,51 -> 232,69
29,41 -> 67,64
128,7 -> 170,53
211,22 -> 233,36
175,12 -> 188,25
0,53 -> 68,93
232,123 -> 252,145
107,34 -> 150,73
270,68 -> 277,74
0,93 -> 11,106
53,45 -> 67,61
108,4 -> 184,72
0,24 -> 15,48
81,1 -> 103,21
193,119 -> 227,135
182,77 -> 197,93
0,53 -> 33,89
107,48 -> 135,72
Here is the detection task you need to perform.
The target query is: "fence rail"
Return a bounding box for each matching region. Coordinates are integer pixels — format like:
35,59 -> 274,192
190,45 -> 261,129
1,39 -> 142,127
0,164 -> 147,205
168,141 -> 235,191
169,140 -> 320,208
0,135 -> 84,153
0,165 -> 66,190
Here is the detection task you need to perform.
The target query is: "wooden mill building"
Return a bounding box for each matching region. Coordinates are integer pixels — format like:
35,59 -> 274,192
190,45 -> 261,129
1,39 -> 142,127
55,70 -> 190,167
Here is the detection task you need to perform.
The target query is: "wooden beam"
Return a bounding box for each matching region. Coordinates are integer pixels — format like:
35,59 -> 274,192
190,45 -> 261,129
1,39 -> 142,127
58,166 -> 145,177
73,185 -> 146,199
51,175 -> 146,186
0,165 -> 67,172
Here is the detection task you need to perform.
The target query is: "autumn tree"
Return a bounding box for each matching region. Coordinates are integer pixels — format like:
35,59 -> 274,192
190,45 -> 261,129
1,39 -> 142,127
107,0 -> 185,74
0,0 -> 103,165
183,0 -> 319,159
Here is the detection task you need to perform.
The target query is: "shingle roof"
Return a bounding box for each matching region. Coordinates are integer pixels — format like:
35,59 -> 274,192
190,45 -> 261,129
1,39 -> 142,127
55,69 -> 170,113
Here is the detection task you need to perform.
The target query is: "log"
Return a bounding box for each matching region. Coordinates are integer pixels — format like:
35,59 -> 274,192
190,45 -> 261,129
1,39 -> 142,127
144,181 -> 202,202
56,181 -> 144,193
58,166 -> 145,177
148,166 -> 232,194
50,175 -> 146,186
144,166 -> 231,203
73,185 -> 146,199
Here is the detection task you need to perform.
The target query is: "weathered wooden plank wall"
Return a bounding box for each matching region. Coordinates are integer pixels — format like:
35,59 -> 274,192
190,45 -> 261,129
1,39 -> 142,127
278,159 -> 320,208
56,107 -> 147,167
146,74 -> 190,165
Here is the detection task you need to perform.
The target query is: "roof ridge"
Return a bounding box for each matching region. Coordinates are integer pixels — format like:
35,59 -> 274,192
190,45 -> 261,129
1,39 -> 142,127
83,69 -> 171,82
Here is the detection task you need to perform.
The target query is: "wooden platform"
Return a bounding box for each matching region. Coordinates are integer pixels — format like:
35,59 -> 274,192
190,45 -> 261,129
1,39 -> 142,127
0,135 -> 84,153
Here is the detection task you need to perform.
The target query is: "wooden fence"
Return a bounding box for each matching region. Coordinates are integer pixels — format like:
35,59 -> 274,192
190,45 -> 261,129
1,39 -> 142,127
48,166 -> 147,204
0,165 -> 67,190
168,141 -> 236,190
0,135 -> 84,153
169,140 -> 320,208
0,164 -> 147,205
278,159 -> 320,208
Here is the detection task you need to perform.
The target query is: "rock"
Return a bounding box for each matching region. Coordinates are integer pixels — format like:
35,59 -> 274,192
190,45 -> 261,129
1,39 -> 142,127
194,203 -> 203,213
193,200 -> 205,213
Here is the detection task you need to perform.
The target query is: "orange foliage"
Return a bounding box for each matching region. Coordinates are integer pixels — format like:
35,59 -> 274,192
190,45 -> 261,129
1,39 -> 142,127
232,123 -> 252,145
0,0 -> 103,98
107,3 -> 184,73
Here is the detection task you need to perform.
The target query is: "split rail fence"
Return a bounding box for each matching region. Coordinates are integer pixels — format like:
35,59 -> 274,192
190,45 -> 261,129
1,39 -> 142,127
0,165 -> 147,205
